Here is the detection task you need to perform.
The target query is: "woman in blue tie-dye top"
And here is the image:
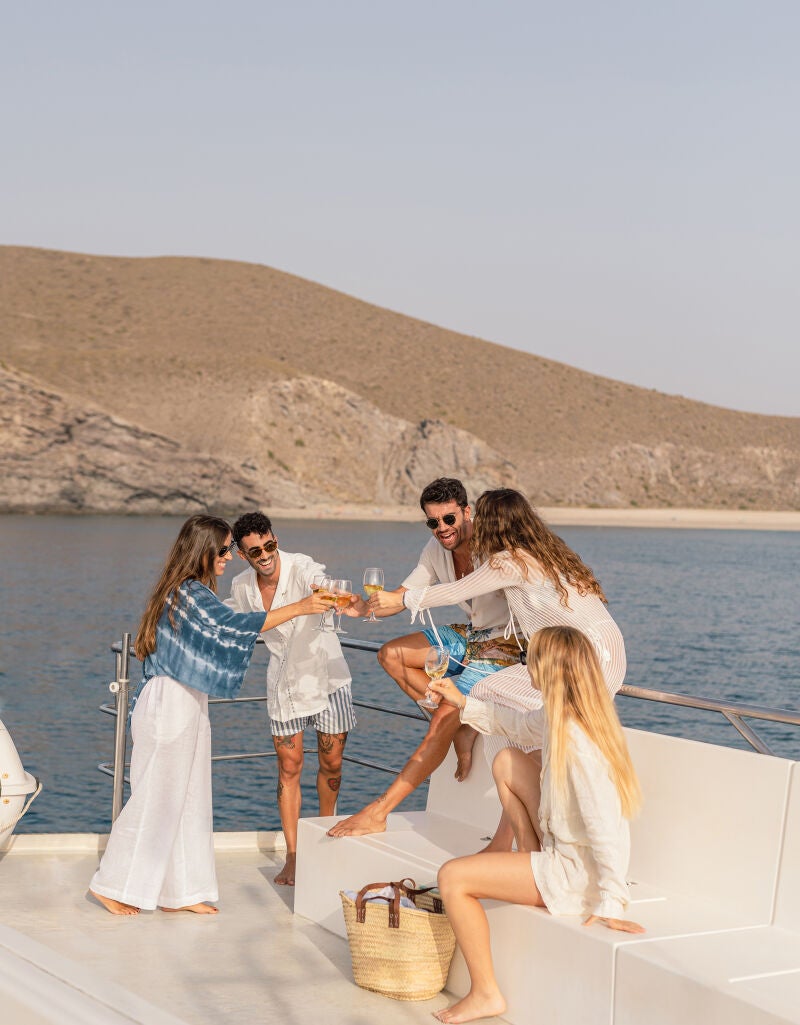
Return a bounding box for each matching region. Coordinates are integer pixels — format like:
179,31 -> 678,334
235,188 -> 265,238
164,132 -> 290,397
89,514 -> 333,916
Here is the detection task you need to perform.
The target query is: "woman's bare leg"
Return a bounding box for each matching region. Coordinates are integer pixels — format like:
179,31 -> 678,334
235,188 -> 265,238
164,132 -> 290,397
492,749 -> 542,853
434,852 -> 544,1023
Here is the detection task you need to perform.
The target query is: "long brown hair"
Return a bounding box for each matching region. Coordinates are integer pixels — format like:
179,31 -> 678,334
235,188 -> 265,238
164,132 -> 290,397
471,489 -> 606,607
134,515 -> 232,660
529,626 -> 641,818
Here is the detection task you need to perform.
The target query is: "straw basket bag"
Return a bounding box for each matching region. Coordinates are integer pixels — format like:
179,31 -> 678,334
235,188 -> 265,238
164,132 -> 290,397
340,878 -> 456,1001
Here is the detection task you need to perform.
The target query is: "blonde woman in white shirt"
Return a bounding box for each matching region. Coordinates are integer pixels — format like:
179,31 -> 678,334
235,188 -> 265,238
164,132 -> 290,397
429,626 -> 644,1024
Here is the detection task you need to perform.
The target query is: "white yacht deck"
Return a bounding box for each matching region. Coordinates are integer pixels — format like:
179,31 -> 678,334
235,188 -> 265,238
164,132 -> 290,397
0,832 -> 466,1025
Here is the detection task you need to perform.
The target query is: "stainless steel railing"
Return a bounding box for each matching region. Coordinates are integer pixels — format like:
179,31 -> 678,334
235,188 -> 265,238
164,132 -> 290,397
99,635 -> 431,821
100,633 -> 800,823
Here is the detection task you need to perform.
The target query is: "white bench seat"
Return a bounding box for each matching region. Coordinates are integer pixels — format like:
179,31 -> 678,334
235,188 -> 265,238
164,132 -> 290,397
615,760 -> 800,1025
295,731 -> 799,1025
295,810 -> 491,937
615,926 -> 800,1025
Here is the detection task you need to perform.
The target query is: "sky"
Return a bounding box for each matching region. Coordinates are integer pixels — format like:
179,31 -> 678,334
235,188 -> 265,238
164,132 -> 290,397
2,1 -> 798,416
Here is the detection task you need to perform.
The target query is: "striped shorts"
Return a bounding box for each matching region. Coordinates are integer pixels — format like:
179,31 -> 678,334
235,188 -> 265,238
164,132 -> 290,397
269,683 -> 357,738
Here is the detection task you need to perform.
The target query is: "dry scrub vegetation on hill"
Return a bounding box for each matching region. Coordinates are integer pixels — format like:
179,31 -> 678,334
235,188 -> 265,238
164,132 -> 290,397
1,245 -> 798,514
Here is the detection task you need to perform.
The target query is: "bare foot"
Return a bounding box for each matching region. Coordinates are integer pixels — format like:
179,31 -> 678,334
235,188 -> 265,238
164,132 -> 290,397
327,805 -> 387,838
274,853 -> 296,886
160,903 -> 218,914
477,812 -> 516,854
90,890 -> 140,916
453,724 -> 477,782
432,989 -> 506,1023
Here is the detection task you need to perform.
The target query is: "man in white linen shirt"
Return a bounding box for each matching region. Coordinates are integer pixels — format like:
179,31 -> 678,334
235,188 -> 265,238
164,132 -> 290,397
328,477 -> 520,839
227,511 -> 356,885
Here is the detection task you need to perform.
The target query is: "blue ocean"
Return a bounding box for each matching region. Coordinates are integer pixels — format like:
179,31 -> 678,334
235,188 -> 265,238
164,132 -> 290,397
1,516 -> 798,834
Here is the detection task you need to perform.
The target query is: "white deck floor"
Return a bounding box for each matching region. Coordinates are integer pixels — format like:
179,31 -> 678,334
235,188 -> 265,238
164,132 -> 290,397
0,832 -> 484,1025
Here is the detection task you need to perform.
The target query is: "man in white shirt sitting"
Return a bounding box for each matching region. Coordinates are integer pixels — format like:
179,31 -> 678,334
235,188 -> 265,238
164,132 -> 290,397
328,478 -> 520,839
227,512 -> 356,885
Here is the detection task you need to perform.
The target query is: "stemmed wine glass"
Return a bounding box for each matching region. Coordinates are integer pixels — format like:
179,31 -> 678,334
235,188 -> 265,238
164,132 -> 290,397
362,567 -> 384,622
312,574 -> 335,632
331,579 -> 353,635
418,645 -> 449,711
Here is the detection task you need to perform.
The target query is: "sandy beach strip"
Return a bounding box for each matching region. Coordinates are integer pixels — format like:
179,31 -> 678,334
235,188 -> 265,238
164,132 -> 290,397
268,505 -> 800,531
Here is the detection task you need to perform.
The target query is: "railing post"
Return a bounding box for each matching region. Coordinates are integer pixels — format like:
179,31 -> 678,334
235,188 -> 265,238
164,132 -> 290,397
110,632 -> 131,823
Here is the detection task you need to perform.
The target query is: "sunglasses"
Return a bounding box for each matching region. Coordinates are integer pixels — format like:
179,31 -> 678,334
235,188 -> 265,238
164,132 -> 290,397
244,539 -> 279,559
218,542 -> 236,557
425,513 -> 458,530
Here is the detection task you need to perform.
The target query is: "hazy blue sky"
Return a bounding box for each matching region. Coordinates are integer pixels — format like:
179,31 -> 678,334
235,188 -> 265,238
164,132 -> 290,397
2,2 -> 798,416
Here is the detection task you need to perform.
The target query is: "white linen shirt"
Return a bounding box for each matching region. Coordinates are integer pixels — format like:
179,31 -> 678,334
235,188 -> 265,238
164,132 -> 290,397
401,537 -> 509,638
462,696 -> 632,919
226,551 -> 351,723
404,551 -> 626,693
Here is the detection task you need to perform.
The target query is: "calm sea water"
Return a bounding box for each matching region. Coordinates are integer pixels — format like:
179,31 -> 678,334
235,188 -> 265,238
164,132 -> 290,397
1,516 -> 798,835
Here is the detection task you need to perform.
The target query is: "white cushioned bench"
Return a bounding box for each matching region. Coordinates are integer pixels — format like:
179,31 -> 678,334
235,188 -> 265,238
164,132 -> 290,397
614,759 -> 800,1025
295,729 -> 798,1025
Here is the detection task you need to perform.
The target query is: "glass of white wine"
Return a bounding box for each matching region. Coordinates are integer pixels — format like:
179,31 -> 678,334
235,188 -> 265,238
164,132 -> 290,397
312,574 -> 335,632
362,567 -> 384,622
331,578 -> 353,635
418,645 -> 449,711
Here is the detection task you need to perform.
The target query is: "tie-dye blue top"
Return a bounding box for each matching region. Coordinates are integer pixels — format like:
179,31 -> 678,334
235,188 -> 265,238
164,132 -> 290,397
138,579 -> 265,699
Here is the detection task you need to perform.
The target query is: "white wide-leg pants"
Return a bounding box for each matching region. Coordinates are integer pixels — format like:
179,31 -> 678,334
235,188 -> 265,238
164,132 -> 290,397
90,675 -> 218,910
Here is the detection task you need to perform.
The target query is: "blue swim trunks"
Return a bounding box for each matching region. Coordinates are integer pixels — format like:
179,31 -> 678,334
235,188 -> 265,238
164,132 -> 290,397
422,624 -> 521,697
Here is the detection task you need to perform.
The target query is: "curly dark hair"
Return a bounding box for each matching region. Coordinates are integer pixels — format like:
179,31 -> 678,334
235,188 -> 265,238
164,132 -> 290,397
232,511 -> 274,546
419,478 -> 468,512
472,489 -> 606,607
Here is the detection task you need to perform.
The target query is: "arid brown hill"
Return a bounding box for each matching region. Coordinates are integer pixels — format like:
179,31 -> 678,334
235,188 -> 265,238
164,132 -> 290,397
1,245 -> 798,513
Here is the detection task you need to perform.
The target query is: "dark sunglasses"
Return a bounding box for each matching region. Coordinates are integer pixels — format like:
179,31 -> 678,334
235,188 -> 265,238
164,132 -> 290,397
218,542 -> 236,557
244,539 -> 279,559
425,513 -> 457,530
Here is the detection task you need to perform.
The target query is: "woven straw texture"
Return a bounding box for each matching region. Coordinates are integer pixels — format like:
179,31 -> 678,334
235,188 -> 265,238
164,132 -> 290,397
340,886 -> 456,1001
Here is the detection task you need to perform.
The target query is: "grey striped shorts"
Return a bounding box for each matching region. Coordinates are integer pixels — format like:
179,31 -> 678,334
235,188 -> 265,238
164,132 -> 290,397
269,683 -> 357,737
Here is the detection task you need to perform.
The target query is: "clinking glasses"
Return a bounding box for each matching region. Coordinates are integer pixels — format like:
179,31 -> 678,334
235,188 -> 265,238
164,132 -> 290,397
425,513 -> 458,530
244,540 -> 278,559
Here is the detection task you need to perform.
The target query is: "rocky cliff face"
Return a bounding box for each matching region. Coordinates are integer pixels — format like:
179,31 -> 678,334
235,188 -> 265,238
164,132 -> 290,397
0,367 -> 516,514
527,442 -> 800,510
2,247 -> 798,514
240,376 -> 516,508
0,367 -> 286,513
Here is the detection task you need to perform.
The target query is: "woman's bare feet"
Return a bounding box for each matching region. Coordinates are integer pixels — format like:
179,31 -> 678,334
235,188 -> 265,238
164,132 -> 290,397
90,890 -> 140,916
453,724 -> 478,782
160,903 -> 218,914
477,810 -> 516,854
432,989 -> 506,1023
274,853 -> 297,886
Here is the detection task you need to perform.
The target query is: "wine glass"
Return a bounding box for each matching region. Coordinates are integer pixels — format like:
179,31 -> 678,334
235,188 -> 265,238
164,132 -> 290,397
312,574 -> 335,632
331,578 -> 353,635
362,567 -> 384,622
418,645 -> 449,711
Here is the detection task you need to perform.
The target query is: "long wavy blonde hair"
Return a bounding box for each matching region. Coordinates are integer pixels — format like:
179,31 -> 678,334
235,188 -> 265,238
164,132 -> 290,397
471,489 -> 606,608
134,515 -> 231,661
529,625 -> 641,818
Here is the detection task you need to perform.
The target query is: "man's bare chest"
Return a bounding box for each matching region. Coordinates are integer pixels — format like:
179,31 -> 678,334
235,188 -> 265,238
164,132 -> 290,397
257,580 -> 279,613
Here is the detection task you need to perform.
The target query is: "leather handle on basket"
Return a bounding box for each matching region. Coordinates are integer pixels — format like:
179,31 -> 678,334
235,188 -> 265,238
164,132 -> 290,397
355,878 -> 425,928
